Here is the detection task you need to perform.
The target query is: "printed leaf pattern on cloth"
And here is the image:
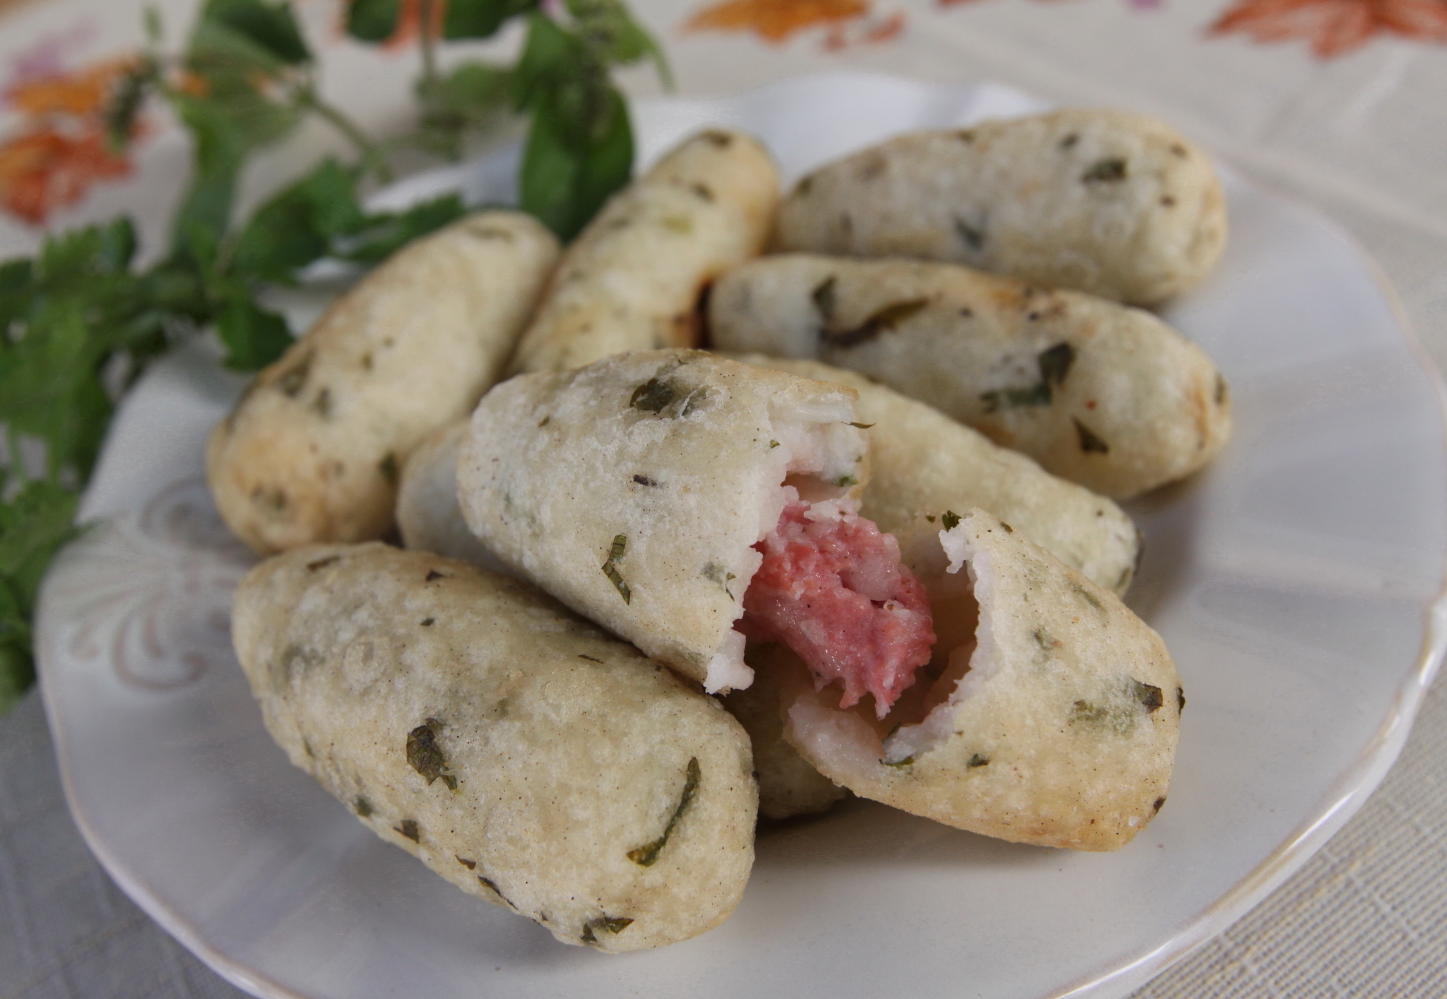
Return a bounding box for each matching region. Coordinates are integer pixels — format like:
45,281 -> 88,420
683,0 -> 904,49
0,57 -> 144,225
1209,0 -> 1447,57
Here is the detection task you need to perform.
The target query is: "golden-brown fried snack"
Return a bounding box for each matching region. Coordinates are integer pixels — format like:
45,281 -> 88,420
710,255 -> 1230,499
508,129 -> 777,373
232,543 -> 757,952
775,110 -> 1225,305
783,509 -> 1180,851
208,211 -> 559,554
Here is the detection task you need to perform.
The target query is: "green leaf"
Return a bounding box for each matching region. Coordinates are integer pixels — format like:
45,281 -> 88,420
512,13 -> 586,114
0,583 -> 37,715
520,83 -> 631,239
103,58 -> 156,152
442,0 -> 537,40
563,0 -> 670,85
214,293 -> 293,371
0,480 -> 80,713
229,159 -> 365,282
413,61 -> 513,159
345,0 -> 401,42
166,80 -> 302,255
339,194 -> 466,265
0,301 -> 114,479
196,0 -> 310,68
0,480 -> 80,613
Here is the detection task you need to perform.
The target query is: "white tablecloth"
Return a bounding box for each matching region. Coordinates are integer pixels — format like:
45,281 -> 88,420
2,0 -> 1446,995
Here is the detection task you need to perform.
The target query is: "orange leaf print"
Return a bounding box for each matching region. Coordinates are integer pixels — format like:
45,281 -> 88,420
683,0 -> 871,42
4,57 -> 135,117
1210,0 -> 1447,56
0,126 -> 133,225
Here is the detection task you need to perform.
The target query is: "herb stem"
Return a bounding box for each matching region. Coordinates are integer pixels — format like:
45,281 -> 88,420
417,0 -> 439,92
298,88 -> 394,183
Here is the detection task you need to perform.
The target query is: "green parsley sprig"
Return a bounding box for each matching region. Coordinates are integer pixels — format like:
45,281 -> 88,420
0,0 -> 667,712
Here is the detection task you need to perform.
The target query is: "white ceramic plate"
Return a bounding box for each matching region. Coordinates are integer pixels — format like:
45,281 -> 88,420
35,73 -> 1447,999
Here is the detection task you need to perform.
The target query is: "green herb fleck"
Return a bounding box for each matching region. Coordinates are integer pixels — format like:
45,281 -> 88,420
406,718 -> 458,791
811,275 -> 837,320
456,856 -> 477,869
940,510 -> 961,532
954,216 -> 985,253
848,422 -> 875,429
768,440 -> 779,449
1215,374 -> 1228,406
420,617 -> 435,627
1132,680 -> 1164,713
703,562 -> 737,600
581,915 -> 634,943
836,474 -> 857,488
967,753 -> 990,768
630,376 -> 674,414
1069,700 -> 1112,727
981,382 -> 1052,412
882,755 -> 915,768
1072,582 -> 1105,612
1082,158 -> 1128,183
306,555 -> 340,572
425,570 -> 445,582
602,534 -> 631,604
378,452 -> 399,484
252,486 -> 288,514
278,644 -> 323,683
981,341 -> 1076,412
632,474 -> 657,487
578,654 -> 603,663
353,795 -> 373,817
1074,419 -> 1110,454
1037,342 -> 1075,386
1153,796 -> 1166,813
396,819 -> 420,842
1177,686 -> 1186,713
925,514 -> 936,523
821,298 -> 929,348
478,875 -> 516,909
627,757 -> 700,866
276,353 -> 313,397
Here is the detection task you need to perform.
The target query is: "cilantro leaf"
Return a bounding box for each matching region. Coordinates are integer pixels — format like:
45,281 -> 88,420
213,293 -> 293,371
413,61 -> 513,159
337,194 -> 467,265
0,479 -> 81,714
229,158 -> 366,282
194,0 -> 311,69
521,81 -> 631,239
443,0 -> 539,40
345,0 -> 402,42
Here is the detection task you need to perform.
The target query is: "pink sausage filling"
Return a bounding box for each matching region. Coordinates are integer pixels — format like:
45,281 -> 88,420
739,499 -> 935,717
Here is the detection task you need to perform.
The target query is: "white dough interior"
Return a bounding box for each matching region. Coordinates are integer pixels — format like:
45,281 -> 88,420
702,396 -> 863,693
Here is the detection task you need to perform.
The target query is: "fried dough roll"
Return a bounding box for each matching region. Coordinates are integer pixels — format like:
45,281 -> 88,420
733,355 -> 1140,594
232,543 -> 756,952
395,421 -> 510,573
710,256 -> 1230,499
208,211 -> 560,554
782,509 -> 1180,851
776,111 -> 1225,305
458,350 -> 875,694
508,129 -> 777,374
722,646 -> 849,821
